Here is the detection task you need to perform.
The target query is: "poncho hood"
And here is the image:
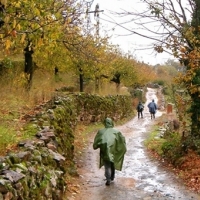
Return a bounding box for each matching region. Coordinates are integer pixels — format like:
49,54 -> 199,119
104,117 -> 114,128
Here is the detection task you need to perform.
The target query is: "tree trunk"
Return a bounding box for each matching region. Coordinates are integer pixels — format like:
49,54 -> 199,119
95,77 -> 99,93
24,42 -> 34,90
79,68 -> 84,92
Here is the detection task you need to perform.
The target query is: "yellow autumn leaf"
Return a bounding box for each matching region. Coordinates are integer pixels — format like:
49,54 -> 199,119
34,8 -> 41,16
16,24 -> 21,31
15,2 -> 21,8
37,38 -> 43,46
20,34 -> 26,43
5,39 -> 11,50
13,19 -> 16,28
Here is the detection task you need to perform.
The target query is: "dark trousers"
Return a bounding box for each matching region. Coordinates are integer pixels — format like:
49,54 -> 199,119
150,112 -> 155,119
104,160 -> 115,181
138,111 -> 143,118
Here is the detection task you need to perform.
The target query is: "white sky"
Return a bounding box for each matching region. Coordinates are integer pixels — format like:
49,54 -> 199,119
89,0 -> 175,65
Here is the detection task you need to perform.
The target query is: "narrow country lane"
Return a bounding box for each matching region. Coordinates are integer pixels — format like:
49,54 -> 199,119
70,88 -> 200,200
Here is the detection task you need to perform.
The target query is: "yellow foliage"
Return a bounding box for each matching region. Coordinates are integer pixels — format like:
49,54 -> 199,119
16,24 -> 21,31
34,8 -> 41,16
20,34 -> 26,44
14,1 -> 21,8
37,38 -> 43,46
13,19 -> 16,28
4,16 -> 10,23
5,40 -> 11,50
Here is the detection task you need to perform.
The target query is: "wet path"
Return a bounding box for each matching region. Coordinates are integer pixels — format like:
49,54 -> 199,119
72,88 -> 200,200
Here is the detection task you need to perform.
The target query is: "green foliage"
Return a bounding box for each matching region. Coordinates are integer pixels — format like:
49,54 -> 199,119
161,132 -> 183,164
22,123 -> 38,138
73,93 -> 134,121
153,80 -> 165,86
0,125 -> 16,153
128,87 -> 146,105
1,0 -> 78,51
0,116 -> 37,154
182,136 -> 200,155
129,88 -> 143,98
145,126 -> 185,165
144,128 -> 166,155
1,57 -> 14,69
162,86 -> 170,96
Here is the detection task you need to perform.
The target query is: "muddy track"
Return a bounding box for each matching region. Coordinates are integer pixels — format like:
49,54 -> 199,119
68,88 -> 200,200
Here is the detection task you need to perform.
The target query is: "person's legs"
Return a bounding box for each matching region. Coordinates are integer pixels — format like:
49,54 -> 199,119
138,111 -> 143,119
104,160 -> 112,185
111,162 -> 115,181
153,112 -> 155,118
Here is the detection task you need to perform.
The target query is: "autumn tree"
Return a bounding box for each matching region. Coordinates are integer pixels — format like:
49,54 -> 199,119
61,33 -> 108,92
105,49 -> 138,92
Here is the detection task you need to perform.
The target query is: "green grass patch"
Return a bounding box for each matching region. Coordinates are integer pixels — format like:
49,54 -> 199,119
0,125 -> 17,153
22,123 -> 39,139
84,123 -> 102,134
144,127 -> 166,156
0,122 -> 38,155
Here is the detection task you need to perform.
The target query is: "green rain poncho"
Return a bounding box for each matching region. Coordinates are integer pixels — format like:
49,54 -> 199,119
93,118 -> 127,171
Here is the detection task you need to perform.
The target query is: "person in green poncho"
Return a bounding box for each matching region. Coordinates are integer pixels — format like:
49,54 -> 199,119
93,117 -> 127,186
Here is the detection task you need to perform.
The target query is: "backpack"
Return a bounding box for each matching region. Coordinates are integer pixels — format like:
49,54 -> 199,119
138,104 -> 143,112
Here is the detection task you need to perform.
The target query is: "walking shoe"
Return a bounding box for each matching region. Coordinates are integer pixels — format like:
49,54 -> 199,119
105,180 -> 111,186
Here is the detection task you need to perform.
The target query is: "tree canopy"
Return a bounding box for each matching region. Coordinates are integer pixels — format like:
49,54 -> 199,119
0,0 -> 161,94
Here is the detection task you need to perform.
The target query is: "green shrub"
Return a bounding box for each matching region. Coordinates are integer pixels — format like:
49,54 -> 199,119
153,80 -> 165,86
144,128 -> 166,156
145,127 -> 185,165
183,136 -> 200,155
161,132 -> 183,164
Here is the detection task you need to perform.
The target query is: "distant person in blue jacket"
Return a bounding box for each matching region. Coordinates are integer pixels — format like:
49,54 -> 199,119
148,99 -> 157,119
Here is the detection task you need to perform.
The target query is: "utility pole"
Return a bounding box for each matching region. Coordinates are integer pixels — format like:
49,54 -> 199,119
85,0 -> 94,32
84,2 -> 104,93
94,4 -> 100,38
86,3 -> 104,38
